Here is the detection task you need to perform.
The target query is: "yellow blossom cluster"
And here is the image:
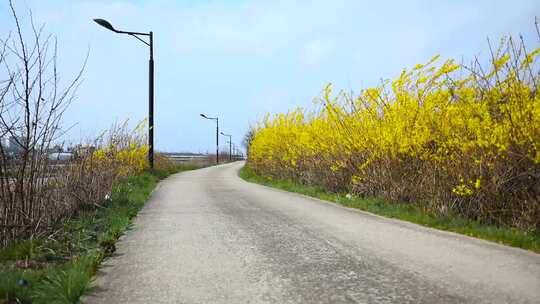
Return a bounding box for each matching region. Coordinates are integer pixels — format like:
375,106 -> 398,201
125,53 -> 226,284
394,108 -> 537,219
90,120 -> 149,177
91,143 -> 149,176
248,39 -> 540,230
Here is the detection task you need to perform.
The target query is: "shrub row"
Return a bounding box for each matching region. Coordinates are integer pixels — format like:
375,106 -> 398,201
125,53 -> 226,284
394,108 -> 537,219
248,37 -> 540,232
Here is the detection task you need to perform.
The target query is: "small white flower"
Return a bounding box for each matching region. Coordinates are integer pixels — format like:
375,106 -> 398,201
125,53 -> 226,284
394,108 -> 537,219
345,193 -> 353,199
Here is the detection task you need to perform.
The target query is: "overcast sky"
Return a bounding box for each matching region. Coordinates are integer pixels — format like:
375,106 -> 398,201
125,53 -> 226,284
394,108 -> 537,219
1,0 -> 538,152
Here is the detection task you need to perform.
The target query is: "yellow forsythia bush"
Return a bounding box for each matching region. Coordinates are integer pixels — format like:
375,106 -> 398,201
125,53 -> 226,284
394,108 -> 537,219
91,143 -> 149,176
90,120 -> 149,177
248,37 -> 540,232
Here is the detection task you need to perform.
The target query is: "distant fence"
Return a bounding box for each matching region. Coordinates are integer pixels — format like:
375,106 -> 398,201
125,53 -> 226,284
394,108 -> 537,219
163,153 -> 244,164
164,154 -> 209,163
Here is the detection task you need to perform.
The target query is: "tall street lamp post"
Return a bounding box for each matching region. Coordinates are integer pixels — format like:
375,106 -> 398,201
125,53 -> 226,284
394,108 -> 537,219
232,143 -> 240,160
93,18 -> 155,169
220,132 -> 232,161
233,143 -> 240,160
200,114 -> 219,164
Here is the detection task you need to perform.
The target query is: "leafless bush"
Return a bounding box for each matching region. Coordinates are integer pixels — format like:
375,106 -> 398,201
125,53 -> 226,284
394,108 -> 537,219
0,1 -> 89,246
0,3 -> 150,248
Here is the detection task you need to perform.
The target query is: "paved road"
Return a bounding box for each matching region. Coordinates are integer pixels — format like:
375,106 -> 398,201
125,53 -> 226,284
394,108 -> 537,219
85,162 -> 540,304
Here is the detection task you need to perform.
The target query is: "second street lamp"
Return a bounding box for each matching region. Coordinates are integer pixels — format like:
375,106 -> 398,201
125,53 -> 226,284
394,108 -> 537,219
220,132 -> 232,161
200,114 -> 219,164
93,18 -> 155,169
232,142 -> 240,160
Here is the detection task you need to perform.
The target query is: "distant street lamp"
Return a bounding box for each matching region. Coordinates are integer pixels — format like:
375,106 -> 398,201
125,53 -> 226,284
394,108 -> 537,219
232,142 -> 241,160
231,142 -> 238,160
93,18 -> 155,169
200,114 -> 219,164
220,132 -> 232,161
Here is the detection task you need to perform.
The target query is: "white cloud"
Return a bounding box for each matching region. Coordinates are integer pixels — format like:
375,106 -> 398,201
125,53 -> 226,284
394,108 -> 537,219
165,0 -> 356,57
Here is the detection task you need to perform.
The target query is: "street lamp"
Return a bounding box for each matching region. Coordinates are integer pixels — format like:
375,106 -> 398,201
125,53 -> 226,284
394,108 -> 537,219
93,18 -> 155,169
232,142 -> 240,160
200,114 -> 219,164
220,132 -> 232,161
231,142 -> 237,160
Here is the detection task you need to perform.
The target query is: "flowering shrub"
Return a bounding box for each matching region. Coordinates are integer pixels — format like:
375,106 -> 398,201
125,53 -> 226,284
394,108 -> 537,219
72,120 -> 149,207
93,120 -> 148,166
0,120 -> 149,247
248,38 -> 540,232
0,2 -> 153,247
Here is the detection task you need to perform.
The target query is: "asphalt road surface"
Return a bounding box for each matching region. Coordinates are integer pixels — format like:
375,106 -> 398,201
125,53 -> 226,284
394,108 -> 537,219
85,162 -> 540,304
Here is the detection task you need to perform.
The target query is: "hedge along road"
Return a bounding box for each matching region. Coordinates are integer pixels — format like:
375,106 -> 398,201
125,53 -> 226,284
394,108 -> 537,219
84,162 -> 540,304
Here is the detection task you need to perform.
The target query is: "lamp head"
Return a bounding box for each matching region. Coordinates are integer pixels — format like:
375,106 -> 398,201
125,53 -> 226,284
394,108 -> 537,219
93,18 -> 117,32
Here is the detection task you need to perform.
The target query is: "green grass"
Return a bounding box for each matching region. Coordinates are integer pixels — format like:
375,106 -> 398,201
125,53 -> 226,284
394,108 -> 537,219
0,164 -> 203,304
239,166 -> 540,253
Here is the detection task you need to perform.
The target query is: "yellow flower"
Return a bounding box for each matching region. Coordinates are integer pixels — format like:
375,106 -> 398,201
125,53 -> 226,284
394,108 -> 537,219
474,178 -> 481,189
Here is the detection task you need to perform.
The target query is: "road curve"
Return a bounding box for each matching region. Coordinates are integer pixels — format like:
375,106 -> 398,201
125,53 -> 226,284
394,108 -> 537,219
85,162 -> 540,304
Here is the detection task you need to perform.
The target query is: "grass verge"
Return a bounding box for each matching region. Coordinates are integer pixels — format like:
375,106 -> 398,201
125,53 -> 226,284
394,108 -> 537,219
0,164 -> 204,303
239,166 -> 540,253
